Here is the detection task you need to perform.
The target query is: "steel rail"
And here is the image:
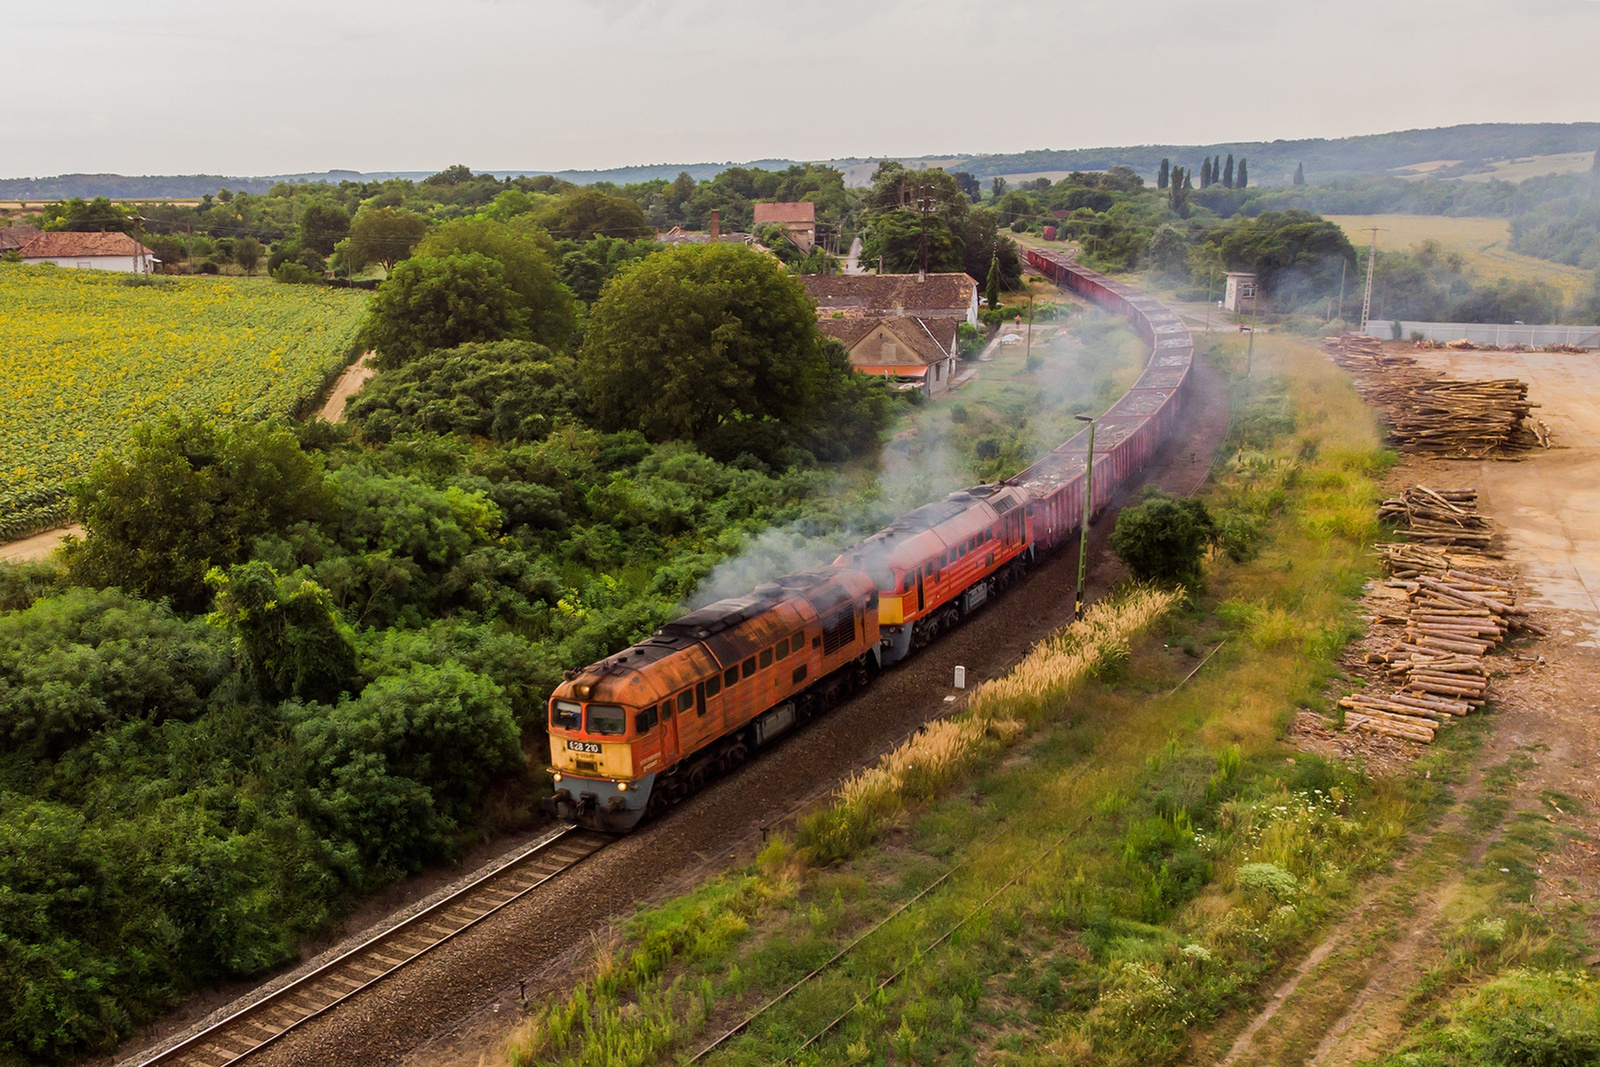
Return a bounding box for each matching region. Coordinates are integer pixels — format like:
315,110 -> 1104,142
134,825 -> 610,1067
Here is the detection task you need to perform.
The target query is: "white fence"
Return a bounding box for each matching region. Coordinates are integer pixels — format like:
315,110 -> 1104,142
1360,320 -> 1600,349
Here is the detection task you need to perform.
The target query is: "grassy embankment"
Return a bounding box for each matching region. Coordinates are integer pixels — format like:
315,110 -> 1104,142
488,333 -> 1521,1065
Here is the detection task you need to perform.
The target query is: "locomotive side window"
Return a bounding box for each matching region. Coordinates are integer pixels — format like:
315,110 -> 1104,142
792,664 -> 808,685
724,666 -> 738,687
635,705 -> 659,733
742,657 -> 756,678
552,701 -> 582,730
775,637 -> 789,658
759,649 -> 772,669
676,690 -> 695,715
705,675 -> 721,697
588,704 -> 626,736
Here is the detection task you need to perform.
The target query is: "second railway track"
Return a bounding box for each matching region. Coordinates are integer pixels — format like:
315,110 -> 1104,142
134,826 -> 611,1067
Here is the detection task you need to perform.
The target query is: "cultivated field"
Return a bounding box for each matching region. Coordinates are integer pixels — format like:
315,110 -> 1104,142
0,265 -> 365,538
1325,213 -> 1593,301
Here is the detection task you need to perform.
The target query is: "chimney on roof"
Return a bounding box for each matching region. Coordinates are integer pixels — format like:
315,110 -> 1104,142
918,269 -> 926,282
710,210 -> 720,241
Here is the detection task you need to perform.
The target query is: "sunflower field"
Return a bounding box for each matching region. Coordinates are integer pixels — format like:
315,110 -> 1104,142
0,264 -> 366,540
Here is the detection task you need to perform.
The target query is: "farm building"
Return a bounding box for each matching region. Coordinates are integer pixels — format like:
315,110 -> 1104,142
752,201 -> 816,250
818,315 -> 961,397
0,225 -> 41,255
19,231 -> 157,273
800,272 -> 979,326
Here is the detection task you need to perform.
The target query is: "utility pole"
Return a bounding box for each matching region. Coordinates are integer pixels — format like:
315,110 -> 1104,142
1337,257 -> 1347,322
1024,291 -> 1035,364
1074,414 -> 1096,621
1359,227 -> 1381,335
1203,266 -> 1215,333
916,184 -> 935,276
1246,284 -> 1259,377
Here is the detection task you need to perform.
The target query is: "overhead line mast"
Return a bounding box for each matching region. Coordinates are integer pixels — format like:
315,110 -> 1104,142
1359,226 -> 1383,335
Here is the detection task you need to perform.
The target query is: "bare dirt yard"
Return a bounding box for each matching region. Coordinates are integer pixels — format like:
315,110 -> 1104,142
1223,346 -> 1600,1065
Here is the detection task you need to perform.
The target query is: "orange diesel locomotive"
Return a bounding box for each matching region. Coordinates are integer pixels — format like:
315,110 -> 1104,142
833,484 -> 1034,665
545,251 -> 1195,832
544,567 -> 880,830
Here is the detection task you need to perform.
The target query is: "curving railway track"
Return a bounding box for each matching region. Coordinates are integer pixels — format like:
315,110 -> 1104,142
133,828 -> 610,1067
126,252 -> 1202,1067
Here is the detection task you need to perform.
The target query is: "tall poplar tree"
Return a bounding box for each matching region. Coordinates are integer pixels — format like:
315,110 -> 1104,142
1294,162 -> 1306,186
985,254 -> 1001,315
1223,154 -> 1235,188
1158,158 -> 1170,190
1238,158 -> 1248,189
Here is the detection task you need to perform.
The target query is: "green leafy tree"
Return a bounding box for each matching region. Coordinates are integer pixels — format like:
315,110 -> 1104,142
235,235 -> 263,275
536,188 -> 653,240
579,243 -> 833,443
65,416 -> 330,613
1110,491 -> 1216,586
345,340 -> 582,443
41,196 -> 135,233
859,208 -> 962,274
412,217 -> 576,349
557,236 -> 660,303
341,207 -> 429,272
208,561 -> 358,705
298,202 -> 351,256
1294,162 -> 1306,186
990,176 -> 1008,200
1147,224 -> 1190,276
359,253 -> 526,366
1210,210 -> 1356,298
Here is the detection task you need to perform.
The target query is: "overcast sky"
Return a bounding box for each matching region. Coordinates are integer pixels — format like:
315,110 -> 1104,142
3,0 -> 1597,177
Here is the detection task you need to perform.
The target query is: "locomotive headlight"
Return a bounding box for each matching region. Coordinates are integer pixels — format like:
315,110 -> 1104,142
616,781 -> 629,791
552,773 -> 562,783
575,684 -> 593,698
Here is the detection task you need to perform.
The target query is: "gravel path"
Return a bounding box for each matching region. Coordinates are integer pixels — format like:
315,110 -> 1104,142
119,358 -> 1225,1067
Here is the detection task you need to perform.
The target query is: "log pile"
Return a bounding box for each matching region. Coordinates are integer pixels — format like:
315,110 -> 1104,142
1377,486 -> 1497,553
1323,333 -> 1417,369
1381,377 -> 1543,457
1322,336 -> 1549,457
1343,535 -> 1543,744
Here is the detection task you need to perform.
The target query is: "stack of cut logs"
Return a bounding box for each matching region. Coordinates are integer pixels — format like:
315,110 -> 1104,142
1345,564 -> 1527,743
1377,486 -> 1497,553
1321,335 -> 1547,456
1323,332 -> 1417,369
1378,377 -> 1544,457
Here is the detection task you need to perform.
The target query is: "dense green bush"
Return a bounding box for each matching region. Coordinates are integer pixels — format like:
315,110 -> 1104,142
344,340 -> 582,444
1110,491 -> 1218,586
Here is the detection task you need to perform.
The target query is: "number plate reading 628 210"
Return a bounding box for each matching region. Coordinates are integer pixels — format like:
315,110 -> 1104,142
566,740 -> 603,754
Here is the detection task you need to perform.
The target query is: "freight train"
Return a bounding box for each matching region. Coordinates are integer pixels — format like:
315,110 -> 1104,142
544,249 -> 1194,830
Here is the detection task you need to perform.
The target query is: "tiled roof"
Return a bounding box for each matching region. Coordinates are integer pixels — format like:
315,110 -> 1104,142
800,272 -> 976,315
0,225 -> 41,252
19,231 -> 153,258
819,315 -> 961,367
753,201 -> 816,225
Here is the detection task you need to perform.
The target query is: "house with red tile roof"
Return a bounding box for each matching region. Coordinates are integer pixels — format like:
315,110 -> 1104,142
800,272 -> 979,326
19,231 -> 157,273
752,201 -> 816,251
818,314 -> 962,396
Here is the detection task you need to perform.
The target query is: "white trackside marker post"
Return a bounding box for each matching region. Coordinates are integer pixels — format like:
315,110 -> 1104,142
954,666 -> 966,689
